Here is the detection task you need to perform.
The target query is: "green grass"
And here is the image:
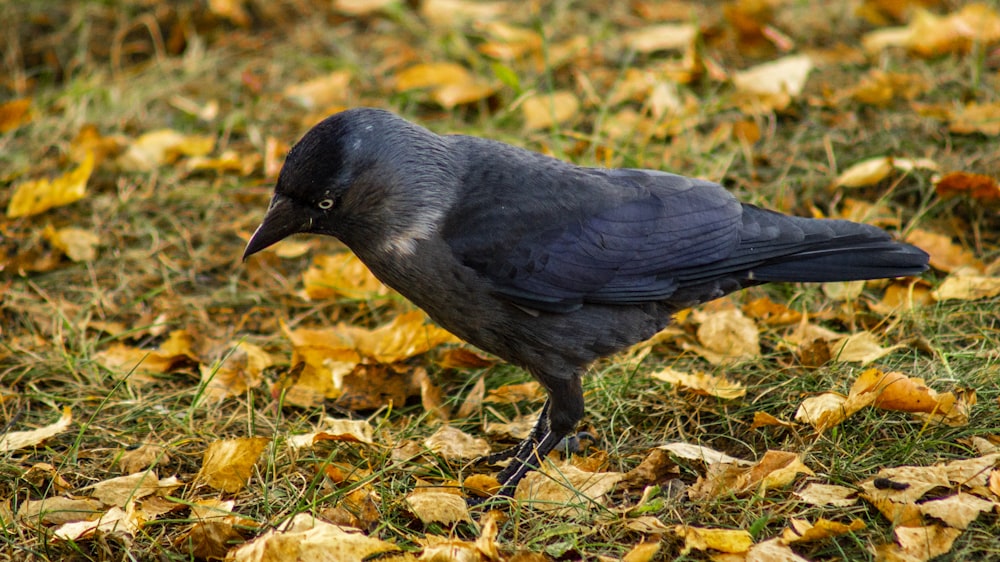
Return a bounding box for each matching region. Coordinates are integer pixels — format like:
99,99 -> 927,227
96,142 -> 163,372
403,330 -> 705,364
2,1 -> 1000,560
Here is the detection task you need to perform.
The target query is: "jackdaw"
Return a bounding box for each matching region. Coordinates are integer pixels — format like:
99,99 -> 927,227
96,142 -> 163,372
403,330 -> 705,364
244,107 -> 929,499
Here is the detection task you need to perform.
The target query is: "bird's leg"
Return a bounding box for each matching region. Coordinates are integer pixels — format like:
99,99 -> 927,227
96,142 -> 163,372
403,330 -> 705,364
479,400 -> 550,464
494,372 -> 584,498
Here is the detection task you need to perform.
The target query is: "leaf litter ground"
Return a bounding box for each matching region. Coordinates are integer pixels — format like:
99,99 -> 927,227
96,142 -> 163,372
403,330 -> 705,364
2,1 -> 1000,560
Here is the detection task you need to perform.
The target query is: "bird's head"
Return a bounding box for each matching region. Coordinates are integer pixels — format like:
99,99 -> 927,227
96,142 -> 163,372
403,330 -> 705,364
243,108 -> 457,261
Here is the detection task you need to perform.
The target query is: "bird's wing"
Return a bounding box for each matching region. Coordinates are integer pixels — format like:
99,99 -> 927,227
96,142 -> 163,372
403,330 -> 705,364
444,169 -> 745,312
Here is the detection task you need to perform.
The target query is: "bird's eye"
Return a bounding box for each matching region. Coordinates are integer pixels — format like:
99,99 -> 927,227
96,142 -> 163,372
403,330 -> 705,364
317,198 -> 335,210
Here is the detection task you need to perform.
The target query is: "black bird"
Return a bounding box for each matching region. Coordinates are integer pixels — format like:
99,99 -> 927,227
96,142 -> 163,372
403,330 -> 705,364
244,107 -> 929,498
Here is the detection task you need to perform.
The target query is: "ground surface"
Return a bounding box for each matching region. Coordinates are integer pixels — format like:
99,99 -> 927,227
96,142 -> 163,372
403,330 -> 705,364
2,1 -> 1000,561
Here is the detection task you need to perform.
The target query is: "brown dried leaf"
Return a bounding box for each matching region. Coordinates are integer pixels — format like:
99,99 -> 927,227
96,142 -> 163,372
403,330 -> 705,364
750,411 -> 795,430
17,497 -> 102,526
623,23 -> 698,53
484,381 -> 544,404
43,226 -> 100,262
0,98 -> 32,133
905,229 -> 983,273
934,171 -> 1000,202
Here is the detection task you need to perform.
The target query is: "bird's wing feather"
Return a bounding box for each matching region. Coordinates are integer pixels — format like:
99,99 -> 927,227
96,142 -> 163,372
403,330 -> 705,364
445,168 -> 744,312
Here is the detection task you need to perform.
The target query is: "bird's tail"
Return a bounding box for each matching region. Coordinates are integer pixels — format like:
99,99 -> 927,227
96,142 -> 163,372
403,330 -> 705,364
739,206 -> 929,283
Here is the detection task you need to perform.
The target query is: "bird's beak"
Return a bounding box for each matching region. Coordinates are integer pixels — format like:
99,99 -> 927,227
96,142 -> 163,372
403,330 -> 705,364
243,194 -> 311,261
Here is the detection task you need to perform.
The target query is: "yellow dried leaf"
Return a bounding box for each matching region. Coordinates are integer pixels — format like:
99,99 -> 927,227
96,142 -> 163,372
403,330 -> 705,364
834,156 -> 894,188
830,331 -> 902,364
394,62 -> 473,91
229,513 -> 412,561
750,411 -> 795,430
515,460 -> 624,514
949,101 -> 1000,136
732,55 -> 813,97
283,70 -> 353,110
689,308 -> 760,364
673,525 -> 753,555
623,23 -> 698,53
117,129 -> 213,171
17,497 -> 102,526
302,252 -> 392,300
419,0 -> 505,26
781,518 -> 865,544
7,151 -> 94,218
875,525 -> 962,562
432,81 -> 499,109
200,342 -> 272,402
404,492 -> 471,525
918,493 -> 997,529
53,506 -> 141,540
794,483 -> 858,507
794,392 -> 854,431
622,541 -> 661,562
332,0 -> 398,16
521,90 -> 580,130
196,437 -> 270,493
649,367 -> 746,399
933,272 -> 1000,301
423,425 -> 490,460
44,226 -> 100,262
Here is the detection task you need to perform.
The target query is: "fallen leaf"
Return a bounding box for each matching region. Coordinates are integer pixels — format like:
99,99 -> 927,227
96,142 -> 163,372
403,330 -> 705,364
515,460 -> 623,514
918,492 -> 997,529
934,171 -> 1000,202
750,411 -> 796,430
286,417 -> 375,449
17,497 -> 102,526
116,130 -> 214,171
863,4 -> 1000,56
780,518 -> 865,544
228,513 -> 412,562
949,101 -> 1000,136
283,70 -> 353,110
7,152 -> 94,218
648,367 -> 746,399
118,444 -> 169,474
405,492 -> 471,525
933,271 -> 1000,301
688,308 -> 760,364
86,472 -> 181,507
794,483 -> 858,507
196,437 -> 270,493
623,23 -> 698,53
53,506 -> 141,540
521,90 -> 580,130
905,229 -> 983,273
0,98 -> 32,133
659,442 -> 753,466
622,540 -> 661,562
423,425 -> 491,460
200,341 -> 272,402
834,156 -> 895,188
746,538 -> 810,561
419,0 -> 505,27
830,331 -> 903,364
43,226 -> 100,262
302,252 -> 393,301
874,525 -> 962,562
484,381 -> 544,404
0,407 -> 72,452
732,54 -> 813,111
673,525 -> 753,556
